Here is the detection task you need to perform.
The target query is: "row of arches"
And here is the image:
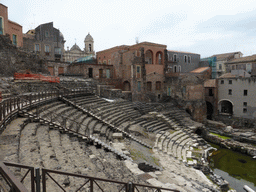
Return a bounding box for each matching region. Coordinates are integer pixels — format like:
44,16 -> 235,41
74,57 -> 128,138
145,50 -> 164,65
206,100 -> 233,120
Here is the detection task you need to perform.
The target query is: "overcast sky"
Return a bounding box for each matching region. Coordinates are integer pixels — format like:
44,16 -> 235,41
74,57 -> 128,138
2,0 -> 256,58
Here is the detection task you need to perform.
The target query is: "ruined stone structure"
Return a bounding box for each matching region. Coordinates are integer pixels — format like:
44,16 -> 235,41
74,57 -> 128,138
64,33 -> 95,63
165,74 -> 207,122
204,79 -> 218,119
0,3 -> 23,47
23,22 -> 65,62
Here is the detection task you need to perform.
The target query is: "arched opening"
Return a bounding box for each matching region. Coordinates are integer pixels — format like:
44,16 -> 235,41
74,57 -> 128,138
186,108 -> 192,116
145,50 -> 153,64
123,81 -> 131,91
219,100 -> 233,115
89,44 -> 92,52
206,101 -> 214,120
156,51 -> 163,65
173,66 -> 177,73
146,81 -> 152,91
156,81 -> 161,90
178,66 -> 181,72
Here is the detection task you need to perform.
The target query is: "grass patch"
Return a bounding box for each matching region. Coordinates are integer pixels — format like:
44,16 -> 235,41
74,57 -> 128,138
210,132 -> 231,140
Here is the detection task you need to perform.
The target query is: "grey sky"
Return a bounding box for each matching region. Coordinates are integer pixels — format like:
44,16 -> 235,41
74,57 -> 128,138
2,0 -> 256,58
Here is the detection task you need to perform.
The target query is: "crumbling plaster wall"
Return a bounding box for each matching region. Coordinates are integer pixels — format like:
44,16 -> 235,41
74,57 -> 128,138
165,75 -> 207,122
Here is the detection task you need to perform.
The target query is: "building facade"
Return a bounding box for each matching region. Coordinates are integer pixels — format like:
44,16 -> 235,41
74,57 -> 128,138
211,52 -> 243,77
96,42 -> 167,101
0,3 -> 23,47
64,33 -> 95,63
218,73 -> 256,118
225,54 -> 256,76
166,50 -> 201,74
23,22 -> 65,61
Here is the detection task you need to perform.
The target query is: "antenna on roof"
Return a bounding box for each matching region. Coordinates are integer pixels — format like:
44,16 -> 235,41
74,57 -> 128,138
135,37 -> 139,44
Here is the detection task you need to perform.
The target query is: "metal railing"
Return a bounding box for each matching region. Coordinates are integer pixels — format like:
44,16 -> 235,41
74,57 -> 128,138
0,88 -> 92,133
0,161 -> 179,192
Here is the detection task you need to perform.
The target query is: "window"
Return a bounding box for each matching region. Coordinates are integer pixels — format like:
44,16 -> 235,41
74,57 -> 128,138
219,64 -> 222,70
103,60 -> 107,64
136,66 -> 141,78
99,57 -> 101,60
0,17 -> 3,35
173,54 -> 177,62
89,44 -> 92,52
174,65 -> 177,73
137,81 -> 141,92
147,82 -> 152,91
209,89 -> 214,96
158,54 -> 162,64
106,69 -> 110,78
229,80 -> 232,84
244,90 -> 248,96
45,31 -> 49,37
137,66 -> 140,73
156,81 -> 161,90
98,61 -> 101,64
188,56 -> 191,63
108,59 -> 111,64
243,102 -> 247,107
35,44 -> 40,52
228,89 -> 232,95
178,66 -> 181,72
45,45 -> 50,52
184,55 -> 187,63
243,108 -> 247,113
221,80 -> 224,84
12,34 -> 17,45
54,47 -> 61,54
99,69 -> 103,78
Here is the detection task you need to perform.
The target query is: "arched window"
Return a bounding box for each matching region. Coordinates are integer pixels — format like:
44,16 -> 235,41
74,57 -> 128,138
174,65 -> 177,73
156,81 -> 161,90
156,51 -> 163,65
145,50 -> 153,64
89,44 -> 92,52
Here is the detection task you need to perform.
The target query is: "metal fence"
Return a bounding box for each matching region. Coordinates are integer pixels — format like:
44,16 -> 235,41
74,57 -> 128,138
0,88 -> 179,192
0,161 -> 179,192
0,88 -> 92,133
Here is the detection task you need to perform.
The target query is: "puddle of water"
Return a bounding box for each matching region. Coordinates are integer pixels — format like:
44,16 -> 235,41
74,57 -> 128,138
209,143 -> 256,191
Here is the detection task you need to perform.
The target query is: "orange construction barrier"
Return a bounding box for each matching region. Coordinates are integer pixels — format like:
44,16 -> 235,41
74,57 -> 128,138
14,72 -> 60,83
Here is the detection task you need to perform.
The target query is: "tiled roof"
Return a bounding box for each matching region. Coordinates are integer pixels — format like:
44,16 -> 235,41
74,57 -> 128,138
190,67 -> 210,73
226,54 -> 256,64
204,79 -> 217,87
168,50 -> 199,55
211,52 -> 242,60
218,73 -> 237,78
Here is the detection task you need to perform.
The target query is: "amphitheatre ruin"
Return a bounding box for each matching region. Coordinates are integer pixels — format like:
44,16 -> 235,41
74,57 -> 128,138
0,77 -> 226,192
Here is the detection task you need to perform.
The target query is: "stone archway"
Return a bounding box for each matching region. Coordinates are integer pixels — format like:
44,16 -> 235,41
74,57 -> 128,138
123,81 -> 131,91
219,100 -> 233,115
206,101 -> 214,120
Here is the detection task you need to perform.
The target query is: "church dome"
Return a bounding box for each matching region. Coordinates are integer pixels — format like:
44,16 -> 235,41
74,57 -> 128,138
84,33 -> 93,42
70,43 -> 81,51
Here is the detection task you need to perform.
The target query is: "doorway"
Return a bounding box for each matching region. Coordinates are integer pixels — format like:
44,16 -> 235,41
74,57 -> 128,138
89,68 -> 93,78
